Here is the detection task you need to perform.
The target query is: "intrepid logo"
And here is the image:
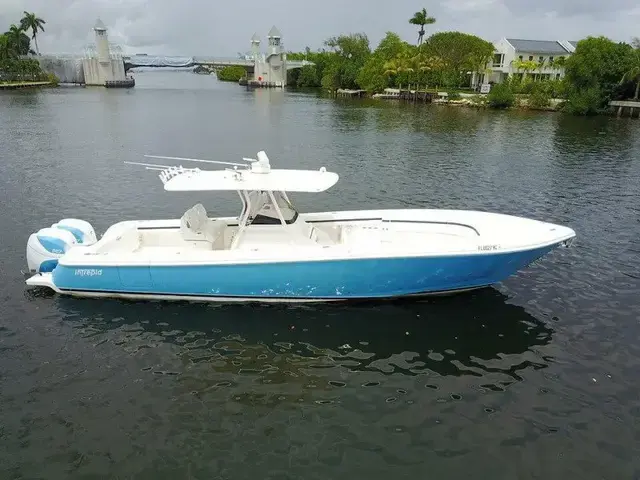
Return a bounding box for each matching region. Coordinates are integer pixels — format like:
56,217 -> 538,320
74,268 -> 103,276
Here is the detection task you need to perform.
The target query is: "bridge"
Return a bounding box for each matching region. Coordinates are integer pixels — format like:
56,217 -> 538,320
123,55 -> 313,71
34,23 -> 311,88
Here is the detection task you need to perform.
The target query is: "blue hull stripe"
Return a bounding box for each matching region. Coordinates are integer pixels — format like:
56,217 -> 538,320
52,245 -> 556,299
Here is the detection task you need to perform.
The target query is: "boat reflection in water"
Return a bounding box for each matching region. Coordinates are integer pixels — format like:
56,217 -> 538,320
44,287 -> 554,406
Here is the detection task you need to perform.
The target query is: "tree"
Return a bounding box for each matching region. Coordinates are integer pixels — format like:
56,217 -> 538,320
383,50 -> 415,89
4,24 -> 32,56
0,34 -> 13,59
409,8 -> 436,46
564,36 -> 636,113
217,65 -> 247,82
512,59 -> 538,80
357,32 -> 411,92
423,31 -> 494,87
565,37 -> 634,90
20,12 -> 45,55
620,47 -> 640,100
323,33 -> 371,89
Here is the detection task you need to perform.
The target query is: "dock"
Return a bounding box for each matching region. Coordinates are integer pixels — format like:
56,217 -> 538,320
105,78 -> 135,88
610,100 -> 640,118
372,88 -> 434,102
0,81 -> 52,90
337,89 -> 367,97
247,80 -> 284,89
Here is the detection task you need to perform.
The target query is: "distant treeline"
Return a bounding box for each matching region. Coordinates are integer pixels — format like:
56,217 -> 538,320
283,8 -> 640,115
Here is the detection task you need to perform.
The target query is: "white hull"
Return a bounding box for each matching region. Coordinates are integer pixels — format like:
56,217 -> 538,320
25,208 -> 575,303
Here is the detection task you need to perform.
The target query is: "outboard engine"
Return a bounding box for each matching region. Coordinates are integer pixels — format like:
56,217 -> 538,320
26,218 -> 97,273
26,227 -> 77,273
52,218 -> 97,246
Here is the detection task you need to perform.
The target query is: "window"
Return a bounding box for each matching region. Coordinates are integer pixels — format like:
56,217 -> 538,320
518,55 -> 523,61
549,56 -> 554,63
528,55 -> 534,61
539,56 -> 544,63
493,53 -> 503,66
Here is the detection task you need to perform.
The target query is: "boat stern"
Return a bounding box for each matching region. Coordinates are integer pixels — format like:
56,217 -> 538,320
25,272 -> 60,292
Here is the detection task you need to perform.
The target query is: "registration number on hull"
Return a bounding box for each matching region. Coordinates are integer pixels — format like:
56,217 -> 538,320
477,244 -> 500,252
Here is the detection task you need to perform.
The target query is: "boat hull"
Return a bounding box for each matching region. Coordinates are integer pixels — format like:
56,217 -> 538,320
27,243 -> 560,302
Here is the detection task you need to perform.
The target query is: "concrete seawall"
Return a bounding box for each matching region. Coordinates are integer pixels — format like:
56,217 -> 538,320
36,56 -> 85,84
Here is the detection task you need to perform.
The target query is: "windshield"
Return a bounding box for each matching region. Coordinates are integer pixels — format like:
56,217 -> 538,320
246,191 -> 299,225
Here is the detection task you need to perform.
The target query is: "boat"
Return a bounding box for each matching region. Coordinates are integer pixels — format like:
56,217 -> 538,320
24,151 -> 576,303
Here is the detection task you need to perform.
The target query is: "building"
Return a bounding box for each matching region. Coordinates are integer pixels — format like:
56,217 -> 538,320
82,19 -> 134,87
250,26 -> 287,87
473,38 -> 578,88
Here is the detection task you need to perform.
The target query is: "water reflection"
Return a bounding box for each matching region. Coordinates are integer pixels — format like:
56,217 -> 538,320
45,289 -> 553,401
552,113 -> 638,159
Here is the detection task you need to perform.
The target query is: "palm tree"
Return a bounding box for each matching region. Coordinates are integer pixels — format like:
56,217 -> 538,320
409,8 -> 436,46
383,52 -> 415,90
5,25 -> 24,54
20,12 -> 45,55
0,34 -> 12,59
620,48 -> 640,100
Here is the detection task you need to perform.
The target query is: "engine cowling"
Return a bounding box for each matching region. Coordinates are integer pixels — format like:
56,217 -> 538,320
52,218 -> 97,246
27,227 -> 78,273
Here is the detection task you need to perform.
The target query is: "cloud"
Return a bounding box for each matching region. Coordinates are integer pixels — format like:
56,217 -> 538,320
0,0 -> 637,57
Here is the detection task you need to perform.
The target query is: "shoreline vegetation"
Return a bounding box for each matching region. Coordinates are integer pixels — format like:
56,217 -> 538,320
283,9 -> 640,116
0,12 -> 59,89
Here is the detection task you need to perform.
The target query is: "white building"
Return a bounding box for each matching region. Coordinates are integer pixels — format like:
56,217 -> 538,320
250,26 -> 287,87
474,38 -> 578,88
82,19 -> 133,87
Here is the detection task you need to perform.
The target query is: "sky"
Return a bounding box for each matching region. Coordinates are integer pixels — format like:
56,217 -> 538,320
1,0 -> 638,57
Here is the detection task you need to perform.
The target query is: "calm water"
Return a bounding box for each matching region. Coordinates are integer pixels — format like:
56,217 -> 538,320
1,71 -> 640,479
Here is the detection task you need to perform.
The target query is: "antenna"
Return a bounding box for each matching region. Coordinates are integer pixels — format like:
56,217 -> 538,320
144,155 -> 250,168
124,161 -> 177,169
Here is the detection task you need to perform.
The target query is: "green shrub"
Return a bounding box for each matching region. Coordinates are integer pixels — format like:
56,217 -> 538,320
44,71 -> 59,86
527,83 -> 552,109
447,92 -> 462,100
217,66 -> 247,82
487,82 -> 515,109
564,87 -> 603,115
515,78 -> 535,94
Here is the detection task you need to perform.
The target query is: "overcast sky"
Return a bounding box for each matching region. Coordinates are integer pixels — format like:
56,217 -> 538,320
1,0 -> 638,57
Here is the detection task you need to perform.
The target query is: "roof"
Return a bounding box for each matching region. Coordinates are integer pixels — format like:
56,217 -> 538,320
506,38 -> 571,54
94,19 -> 106,31
268,26 -> 282,38
163,168 -> 339,193
251,33 -> 260,43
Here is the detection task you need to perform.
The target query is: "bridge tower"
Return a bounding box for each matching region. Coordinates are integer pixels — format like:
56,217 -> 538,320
251,33 -> 261,60
94,19 -> 110,64
267,26 -> 282,56
251,26 -> 287,87
82,19 -> 133,87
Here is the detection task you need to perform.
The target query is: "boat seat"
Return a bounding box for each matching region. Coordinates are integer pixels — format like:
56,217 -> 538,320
180,203 -> 223,244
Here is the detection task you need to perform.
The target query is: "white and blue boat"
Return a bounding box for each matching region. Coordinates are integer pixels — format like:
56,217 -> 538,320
25,151 -> 576,302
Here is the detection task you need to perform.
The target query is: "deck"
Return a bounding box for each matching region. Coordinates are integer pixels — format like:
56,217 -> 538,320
609,100 -> 640,118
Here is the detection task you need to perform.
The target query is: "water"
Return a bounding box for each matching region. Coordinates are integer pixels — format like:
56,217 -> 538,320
1,71 -> 640,479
